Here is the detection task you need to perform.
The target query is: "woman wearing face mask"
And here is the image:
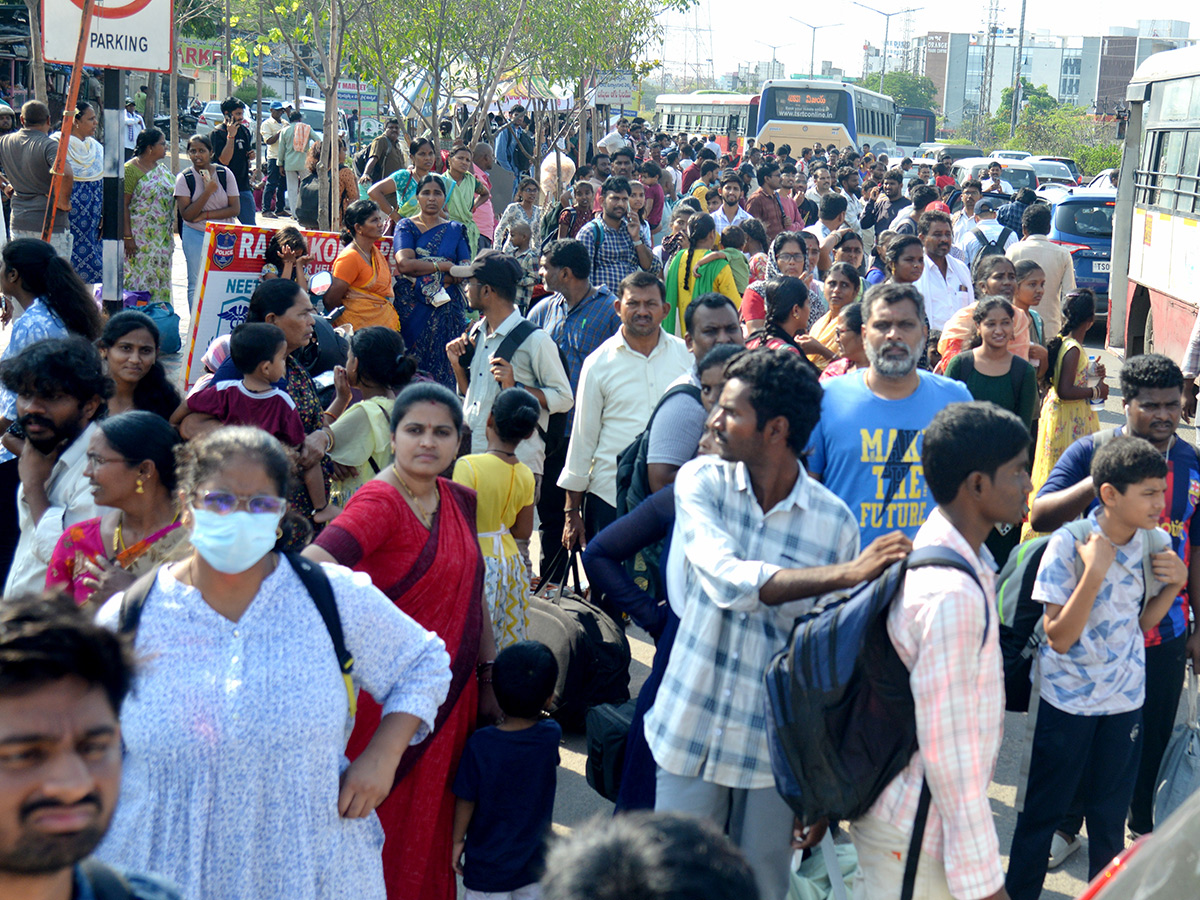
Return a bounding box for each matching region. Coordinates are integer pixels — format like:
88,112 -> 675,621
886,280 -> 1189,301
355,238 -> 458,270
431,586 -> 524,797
96,426 -> 452,900
46,411 -> 186,606
306,383 -> 495,900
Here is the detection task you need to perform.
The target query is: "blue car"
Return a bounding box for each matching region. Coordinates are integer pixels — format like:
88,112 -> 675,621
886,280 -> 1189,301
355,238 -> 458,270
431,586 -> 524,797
1043,187 -> 1115,317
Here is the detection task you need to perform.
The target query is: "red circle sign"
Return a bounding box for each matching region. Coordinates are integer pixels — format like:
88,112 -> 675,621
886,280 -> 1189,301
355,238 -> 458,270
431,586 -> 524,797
68,0 -> 155,18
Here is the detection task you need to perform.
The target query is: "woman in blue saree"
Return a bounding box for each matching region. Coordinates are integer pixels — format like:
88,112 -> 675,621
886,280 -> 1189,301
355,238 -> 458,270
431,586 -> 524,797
393,174 -> 472,390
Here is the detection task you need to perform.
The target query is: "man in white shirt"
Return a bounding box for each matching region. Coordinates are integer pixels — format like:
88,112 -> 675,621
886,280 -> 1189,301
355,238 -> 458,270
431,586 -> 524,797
597,117 -> 633,156
1,336 -> 111,596
955,197 -> 1018,268
558,270 -> 691,552
122,98 -> 145,161
711,171 -> 752,232
1007,202 -> 1076,338
981,160 -> 1014,195
914,210 -> 974,330
805,165 -> 833,206
259,100 -> 289,217
952,179 -> 983,243
447,250 -> 573,493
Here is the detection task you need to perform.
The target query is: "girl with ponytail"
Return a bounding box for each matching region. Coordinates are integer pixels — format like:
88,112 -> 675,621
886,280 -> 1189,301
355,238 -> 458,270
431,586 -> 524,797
324,325 -> 419,501
1024,288 -> 1106,539
744,275 -> 821,372
663,212 -> 740,336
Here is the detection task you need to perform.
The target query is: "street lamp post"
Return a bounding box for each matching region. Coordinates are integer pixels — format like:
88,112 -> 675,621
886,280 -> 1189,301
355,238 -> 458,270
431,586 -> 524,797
790,19 -> 843,80
755,41 -> 793,81
852,3 -> 924,82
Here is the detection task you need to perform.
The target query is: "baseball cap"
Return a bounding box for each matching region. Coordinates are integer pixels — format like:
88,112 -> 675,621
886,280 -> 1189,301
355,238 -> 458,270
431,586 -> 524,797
927,201 -> 951,214
124,97 -> 134,105
449,249 -> 522,294
270,100 -> 285,110
974,197 -> 1000,213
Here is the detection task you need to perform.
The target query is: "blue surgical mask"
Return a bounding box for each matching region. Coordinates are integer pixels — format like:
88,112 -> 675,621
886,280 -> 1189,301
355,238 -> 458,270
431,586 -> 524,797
189,508 -> 282,574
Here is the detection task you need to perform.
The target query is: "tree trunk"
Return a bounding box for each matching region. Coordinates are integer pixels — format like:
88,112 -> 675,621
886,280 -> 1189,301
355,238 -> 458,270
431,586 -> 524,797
146,73 -> 159,122
24,0 -> 47,103
469,0 -> 530,143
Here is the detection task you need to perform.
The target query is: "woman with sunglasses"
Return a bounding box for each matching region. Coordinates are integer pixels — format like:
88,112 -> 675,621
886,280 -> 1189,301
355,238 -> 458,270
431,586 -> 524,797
307,382 -> 496,900
96,426 -> 452,900
46,411 -> 186,606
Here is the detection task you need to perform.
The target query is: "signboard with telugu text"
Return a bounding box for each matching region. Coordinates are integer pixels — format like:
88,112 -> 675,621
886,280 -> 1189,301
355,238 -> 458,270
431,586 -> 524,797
186,224 -> 391,388
594,71 -> 634,107
42,0 -> 174,73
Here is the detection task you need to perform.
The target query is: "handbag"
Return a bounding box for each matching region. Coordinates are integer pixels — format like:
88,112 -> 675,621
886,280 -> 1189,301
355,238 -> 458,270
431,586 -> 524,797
141,301 -> 182,354
1154,668 -> 1200,827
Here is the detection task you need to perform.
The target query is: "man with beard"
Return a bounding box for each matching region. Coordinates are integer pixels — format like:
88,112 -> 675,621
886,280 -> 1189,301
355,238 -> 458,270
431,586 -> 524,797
805,283 -> 971,544
1028,354 -> 1200,857
578,177 -> 660,288
860,169 -> 910,241
0,593 -> 182,900
711,171 -> 751,232
835,165 -> 864,233
559,271 -> 690,554
0,337 -> 112,596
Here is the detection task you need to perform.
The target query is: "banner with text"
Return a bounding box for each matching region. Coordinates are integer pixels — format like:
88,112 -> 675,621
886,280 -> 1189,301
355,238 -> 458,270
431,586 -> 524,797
186,223 -> 389,388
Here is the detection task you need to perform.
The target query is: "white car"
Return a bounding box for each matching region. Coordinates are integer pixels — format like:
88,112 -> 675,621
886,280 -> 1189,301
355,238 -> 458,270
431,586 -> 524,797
989,149 -> 1032,160
194,100 -> 256,136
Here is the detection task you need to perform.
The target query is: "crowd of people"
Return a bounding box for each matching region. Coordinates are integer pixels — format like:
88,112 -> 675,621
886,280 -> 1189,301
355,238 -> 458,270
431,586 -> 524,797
0,98 -> 1198,900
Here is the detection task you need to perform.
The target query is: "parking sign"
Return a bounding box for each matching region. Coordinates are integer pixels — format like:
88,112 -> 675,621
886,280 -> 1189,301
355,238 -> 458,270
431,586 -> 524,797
42,0 -> 174,73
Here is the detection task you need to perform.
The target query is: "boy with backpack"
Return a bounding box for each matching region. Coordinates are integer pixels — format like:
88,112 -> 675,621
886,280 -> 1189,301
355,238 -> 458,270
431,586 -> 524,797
452,641 -> 561,900
848,402 -> 1031,900
1005,435 -> 1188,900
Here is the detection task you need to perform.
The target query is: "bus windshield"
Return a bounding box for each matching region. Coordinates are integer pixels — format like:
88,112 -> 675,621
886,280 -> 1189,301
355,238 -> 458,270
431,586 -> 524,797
761,87 -> 849,128
896,116 -> 929,147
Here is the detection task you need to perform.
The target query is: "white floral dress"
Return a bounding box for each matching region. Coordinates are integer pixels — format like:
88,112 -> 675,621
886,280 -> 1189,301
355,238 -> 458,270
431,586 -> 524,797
95,560 -> 451,900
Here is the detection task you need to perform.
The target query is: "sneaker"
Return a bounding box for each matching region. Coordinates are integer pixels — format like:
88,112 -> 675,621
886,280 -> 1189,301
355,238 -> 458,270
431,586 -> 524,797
1048,831 -> 1081,869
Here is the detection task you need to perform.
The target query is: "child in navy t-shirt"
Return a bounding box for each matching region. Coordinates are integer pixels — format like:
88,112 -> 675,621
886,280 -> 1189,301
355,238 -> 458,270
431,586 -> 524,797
452,641 -> 560,900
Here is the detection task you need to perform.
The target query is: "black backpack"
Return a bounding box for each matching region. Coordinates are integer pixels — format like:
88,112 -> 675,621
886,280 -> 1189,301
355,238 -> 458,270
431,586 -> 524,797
296,171 -> 321,229
971,225 -> 1014,260
765,547 -> 983,900
458,318 -> 571,456
354,143 -> 372,177
177,167 -> 229,236
615,382 -> 702,518
117,553 -> 356,716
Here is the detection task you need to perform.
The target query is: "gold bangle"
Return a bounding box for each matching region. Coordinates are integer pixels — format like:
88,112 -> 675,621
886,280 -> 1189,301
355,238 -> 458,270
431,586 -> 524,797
321,426 -> 335,454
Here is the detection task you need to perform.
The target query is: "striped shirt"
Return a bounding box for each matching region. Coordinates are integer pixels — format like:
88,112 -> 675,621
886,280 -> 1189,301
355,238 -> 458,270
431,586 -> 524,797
644,456 -> 860,789
866,507 -> 1005,900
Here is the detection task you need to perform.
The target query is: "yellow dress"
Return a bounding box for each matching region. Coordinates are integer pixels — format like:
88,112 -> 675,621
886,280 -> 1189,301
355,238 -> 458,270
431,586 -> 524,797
327,396 -> 395,503
1023,336 -> 1100,540
452,453 -> 536,649
807,308 -> 841,370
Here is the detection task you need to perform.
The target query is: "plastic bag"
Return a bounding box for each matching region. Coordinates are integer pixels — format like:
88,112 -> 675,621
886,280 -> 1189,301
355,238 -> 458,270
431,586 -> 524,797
1154,669 -> 1200,827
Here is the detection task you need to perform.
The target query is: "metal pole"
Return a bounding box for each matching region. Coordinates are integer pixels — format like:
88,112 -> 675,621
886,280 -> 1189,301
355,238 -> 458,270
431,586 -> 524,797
811,31 -> 817,79
1009,0 -> 1027,138
43,0 -> 96,240
101,68 -> 124,317
881,16 -> 890,80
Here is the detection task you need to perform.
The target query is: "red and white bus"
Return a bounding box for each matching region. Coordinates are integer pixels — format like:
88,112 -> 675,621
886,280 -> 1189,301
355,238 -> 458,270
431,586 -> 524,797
652,91 -> 760,154
1110,44 -> 1200,359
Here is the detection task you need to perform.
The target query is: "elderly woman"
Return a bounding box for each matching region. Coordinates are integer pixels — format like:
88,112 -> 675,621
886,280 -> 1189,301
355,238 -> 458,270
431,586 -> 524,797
124,127 -> 177,305
307,383 -> 496,900
46,411 -> 186,606
96,426 -> 452,900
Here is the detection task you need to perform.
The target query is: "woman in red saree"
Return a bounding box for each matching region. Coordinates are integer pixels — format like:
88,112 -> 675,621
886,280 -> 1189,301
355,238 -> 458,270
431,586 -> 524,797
307,382 -> 498,900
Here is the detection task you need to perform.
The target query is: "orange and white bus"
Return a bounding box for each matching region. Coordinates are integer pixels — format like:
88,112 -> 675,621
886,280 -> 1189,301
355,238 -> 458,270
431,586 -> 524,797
1110,44 -> 1200,359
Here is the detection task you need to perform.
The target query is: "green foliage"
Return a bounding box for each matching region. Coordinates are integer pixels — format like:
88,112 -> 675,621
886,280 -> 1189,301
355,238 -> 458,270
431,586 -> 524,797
858,71 -> 937,110
235,83 -> 278,102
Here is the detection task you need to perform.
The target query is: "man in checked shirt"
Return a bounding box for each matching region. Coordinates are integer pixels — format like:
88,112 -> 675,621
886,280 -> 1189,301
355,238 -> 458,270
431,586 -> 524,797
851,402 -> 1032,900
644,349 -> 911,900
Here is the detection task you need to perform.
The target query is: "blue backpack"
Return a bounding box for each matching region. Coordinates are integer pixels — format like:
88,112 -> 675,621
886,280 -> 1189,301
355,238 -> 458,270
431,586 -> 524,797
765,547 -> 983,899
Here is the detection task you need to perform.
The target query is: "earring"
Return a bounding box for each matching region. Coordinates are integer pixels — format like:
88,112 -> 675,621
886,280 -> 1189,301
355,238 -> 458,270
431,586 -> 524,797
276,526 -> 284,541
135,478 -> 144,494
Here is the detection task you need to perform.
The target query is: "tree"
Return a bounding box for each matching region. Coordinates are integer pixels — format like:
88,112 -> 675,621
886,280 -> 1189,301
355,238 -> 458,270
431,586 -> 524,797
992,77 -> 1058,129
858,71 -> 937,111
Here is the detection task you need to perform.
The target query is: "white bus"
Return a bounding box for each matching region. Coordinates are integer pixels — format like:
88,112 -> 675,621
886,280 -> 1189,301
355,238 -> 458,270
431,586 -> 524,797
653,92 -> 760,154
1109,44 -> 1200,360
754,79 -> 896,154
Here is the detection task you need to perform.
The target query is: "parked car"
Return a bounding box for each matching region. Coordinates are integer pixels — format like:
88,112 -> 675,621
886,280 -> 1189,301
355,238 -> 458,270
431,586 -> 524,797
1030,159 -> 1077,187
919,142 -> 983,161
1045,187 -> 1116,318
1074,785 -> 1200,899
989,149 -> 1033,160
951,157 -> 1039,194
1088,167 -> 1119,188
1033,155 -> 1083,184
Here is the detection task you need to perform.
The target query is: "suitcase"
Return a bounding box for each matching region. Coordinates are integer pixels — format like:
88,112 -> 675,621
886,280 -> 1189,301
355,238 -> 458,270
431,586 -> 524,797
585,698 -> 638,801
528,552 -> 631,732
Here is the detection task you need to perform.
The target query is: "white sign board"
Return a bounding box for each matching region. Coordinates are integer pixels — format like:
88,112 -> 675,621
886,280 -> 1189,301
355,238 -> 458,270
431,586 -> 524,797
595,71 -> 634,107
42,0 -> 174,73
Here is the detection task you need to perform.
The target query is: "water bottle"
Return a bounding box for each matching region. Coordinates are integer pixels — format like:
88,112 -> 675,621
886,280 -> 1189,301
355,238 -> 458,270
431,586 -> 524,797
1086,355 -> 1104,408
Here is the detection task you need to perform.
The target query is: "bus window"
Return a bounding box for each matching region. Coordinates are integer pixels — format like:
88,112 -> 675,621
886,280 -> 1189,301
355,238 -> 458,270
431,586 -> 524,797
1184,131 -> 1200,212
1161,131 -> 1185,204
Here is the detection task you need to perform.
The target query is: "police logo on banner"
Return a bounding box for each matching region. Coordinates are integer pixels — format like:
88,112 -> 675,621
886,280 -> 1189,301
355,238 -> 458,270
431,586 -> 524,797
213,231 -> 238,269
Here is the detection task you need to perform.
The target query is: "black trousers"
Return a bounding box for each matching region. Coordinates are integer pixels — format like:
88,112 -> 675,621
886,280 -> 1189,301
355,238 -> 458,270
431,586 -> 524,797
1059,633 -> 1187,836
1007,703 -> 1142,900
537,443 -> 569,583
263,158 -> 287,214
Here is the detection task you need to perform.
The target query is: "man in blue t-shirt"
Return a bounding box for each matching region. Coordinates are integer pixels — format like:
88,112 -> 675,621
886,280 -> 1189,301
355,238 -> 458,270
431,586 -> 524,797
1029,354 -> 1200,847
806,282 -> 972,544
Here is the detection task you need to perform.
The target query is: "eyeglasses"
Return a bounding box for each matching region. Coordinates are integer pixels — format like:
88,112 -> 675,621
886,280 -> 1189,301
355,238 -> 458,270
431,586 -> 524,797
86,453 -> 128,468
777,252 -> 806,263
192,491 -> 286,515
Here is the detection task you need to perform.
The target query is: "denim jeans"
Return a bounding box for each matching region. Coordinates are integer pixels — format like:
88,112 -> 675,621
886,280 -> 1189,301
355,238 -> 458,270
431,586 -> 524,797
181,224 -> 206,307
237,189 -> 257,226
